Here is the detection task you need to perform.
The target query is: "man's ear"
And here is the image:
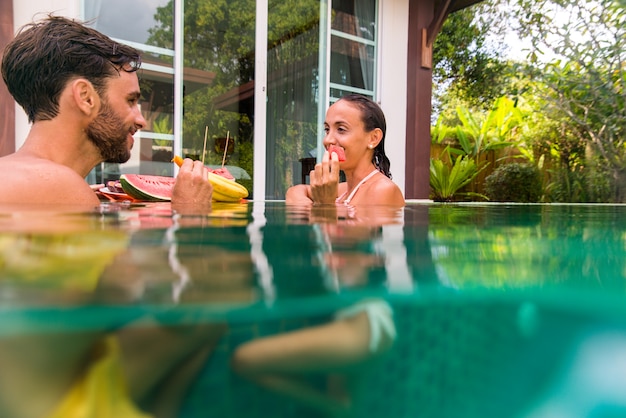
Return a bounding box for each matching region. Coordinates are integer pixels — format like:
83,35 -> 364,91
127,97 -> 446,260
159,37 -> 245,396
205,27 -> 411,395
71,79 -> 101,117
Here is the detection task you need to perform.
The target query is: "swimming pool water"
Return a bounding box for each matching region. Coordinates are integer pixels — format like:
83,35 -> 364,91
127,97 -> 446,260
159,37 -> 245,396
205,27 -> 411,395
2,202 -> 626,417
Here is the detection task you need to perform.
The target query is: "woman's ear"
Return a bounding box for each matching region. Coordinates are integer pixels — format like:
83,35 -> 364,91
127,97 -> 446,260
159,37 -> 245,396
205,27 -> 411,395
367,128 -> 383,149
71,79 -> 101,118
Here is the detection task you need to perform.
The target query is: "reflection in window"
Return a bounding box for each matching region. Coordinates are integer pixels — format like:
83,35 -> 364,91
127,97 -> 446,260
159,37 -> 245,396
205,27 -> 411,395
175,0 -> 257,196
331,0 -> 376,41
138,73 -> 175,176
84,0 -> 173,46
84,0 -> 175,181
265,0 -> 320,198
329,0 -> 377,101
330,88 -> 373,102
330,37 -> 374,90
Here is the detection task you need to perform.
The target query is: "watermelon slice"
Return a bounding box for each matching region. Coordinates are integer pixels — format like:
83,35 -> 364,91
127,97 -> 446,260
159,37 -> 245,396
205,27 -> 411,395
119,174 -> 175,201
328,145 -> 346,162
211,167 -> 235,180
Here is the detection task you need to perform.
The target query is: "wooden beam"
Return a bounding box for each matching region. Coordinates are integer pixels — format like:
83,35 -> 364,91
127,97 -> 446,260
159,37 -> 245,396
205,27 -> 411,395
406,0 -> 435,199
421,0 -> 452,69
409,0 -> 486,197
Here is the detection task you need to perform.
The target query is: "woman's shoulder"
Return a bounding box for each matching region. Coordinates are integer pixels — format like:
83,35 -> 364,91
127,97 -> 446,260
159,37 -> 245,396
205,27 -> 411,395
361,174 -> 405,206
285,184 -> 312,204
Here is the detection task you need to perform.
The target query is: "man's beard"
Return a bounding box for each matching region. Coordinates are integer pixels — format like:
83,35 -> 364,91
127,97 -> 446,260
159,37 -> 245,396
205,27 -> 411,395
86,102 -> 133,164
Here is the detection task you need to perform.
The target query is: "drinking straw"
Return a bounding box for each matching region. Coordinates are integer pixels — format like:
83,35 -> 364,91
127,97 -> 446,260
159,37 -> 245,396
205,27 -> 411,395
202,125 -> 208,164
221,131 -> 230,168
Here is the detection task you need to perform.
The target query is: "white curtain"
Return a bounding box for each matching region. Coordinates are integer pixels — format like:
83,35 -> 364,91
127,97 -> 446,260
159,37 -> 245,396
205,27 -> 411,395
353,0 -> 375,91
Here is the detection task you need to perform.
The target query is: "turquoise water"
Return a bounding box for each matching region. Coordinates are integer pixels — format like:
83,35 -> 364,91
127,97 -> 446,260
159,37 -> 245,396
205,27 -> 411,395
2,202 -> 626,417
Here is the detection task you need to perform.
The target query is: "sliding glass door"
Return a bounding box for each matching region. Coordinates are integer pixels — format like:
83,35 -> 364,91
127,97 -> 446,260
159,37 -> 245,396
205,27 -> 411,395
83,0 -> 377,199
265,0 -> 322,198
178,0 -> 257,195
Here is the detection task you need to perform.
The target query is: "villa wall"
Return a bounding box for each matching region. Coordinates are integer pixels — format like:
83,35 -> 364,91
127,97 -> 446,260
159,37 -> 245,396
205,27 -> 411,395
0,0 -> 13,156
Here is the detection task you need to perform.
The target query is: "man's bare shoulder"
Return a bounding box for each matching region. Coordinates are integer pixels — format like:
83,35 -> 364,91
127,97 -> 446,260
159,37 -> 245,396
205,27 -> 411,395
0,154 -> 100,206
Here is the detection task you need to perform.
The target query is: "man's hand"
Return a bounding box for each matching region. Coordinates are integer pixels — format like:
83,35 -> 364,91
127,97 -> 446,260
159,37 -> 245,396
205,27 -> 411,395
171,158 -> 212,213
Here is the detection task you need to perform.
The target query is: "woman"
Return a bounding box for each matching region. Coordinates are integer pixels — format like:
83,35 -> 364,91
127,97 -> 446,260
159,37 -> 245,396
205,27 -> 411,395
286,94 -> 405,207
232,95 -> 403,414
231,222 -> 397,415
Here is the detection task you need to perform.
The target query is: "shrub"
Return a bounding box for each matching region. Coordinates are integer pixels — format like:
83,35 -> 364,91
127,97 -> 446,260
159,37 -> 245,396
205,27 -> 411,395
544,165 -> 614,203
484,163 -> 542,202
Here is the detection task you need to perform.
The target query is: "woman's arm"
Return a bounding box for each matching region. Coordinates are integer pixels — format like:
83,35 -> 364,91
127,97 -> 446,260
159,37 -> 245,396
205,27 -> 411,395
285,184 -> 314,205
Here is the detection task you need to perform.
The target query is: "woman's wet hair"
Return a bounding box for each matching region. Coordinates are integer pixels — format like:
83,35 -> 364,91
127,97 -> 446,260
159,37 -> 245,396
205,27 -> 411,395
336,94 -> 393,179
1,15 -> 142,123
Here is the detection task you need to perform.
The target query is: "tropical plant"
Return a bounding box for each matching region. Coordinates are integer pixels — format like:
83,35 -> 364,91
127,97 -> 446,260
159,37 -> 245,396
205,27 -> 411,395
431,95 -> 534,198
454,96 -> 525,159
429,147 -> 488,202
543,160 -> 614,203
151,114 -> 174,148
433,96 -> 529,161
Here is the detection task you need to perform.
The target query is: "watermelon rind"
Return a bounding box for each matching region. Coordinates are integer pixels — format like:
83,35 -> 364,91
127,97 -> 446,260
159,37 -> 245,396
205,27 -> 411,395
119,174 -> 174,202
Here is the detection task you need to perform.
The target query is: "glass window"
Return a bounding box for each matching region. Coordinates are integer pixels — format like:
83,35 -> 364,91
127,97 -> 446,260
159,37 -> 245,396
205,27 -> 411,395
84,0 -> 173,47
265,0 -> 321,198
330,36 -> 375,90
331,0 -> 376,41
330,87 -> 373,102
177,0 -> 257,197
329,0 -> 377,102
84,0 -> 176,181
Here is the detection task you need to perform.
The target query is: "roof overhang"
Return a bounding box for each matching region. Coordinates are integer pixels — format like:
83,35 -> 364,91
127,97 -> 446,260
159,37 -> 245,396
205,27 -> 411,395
422,0 -> 486,68
443,0 -> 485,13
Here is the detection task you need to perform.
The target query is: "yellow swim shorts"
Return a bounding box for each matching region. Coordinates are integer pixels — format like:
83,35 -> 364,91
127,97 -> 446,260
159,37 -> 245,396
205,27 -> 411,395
48,335 -> 151,418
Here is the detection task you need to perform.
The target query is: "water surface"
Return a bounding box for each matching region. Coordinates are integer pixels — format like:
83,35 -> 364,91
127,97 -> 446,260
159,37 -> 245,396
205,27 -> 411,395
2,202 -> 626,417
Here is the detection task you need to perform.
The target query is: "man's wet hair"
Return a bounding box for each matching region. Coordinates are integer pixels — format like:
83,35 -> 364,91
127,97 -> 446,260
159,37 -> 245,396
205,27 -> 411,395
1,15 -> 142,123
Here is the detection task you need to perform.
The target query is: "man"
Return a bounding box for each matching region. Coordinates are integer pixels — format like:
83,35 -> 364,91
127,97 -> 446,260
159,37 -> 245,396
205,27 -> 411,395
0,15 -> 212,210
0,15 -> 221,418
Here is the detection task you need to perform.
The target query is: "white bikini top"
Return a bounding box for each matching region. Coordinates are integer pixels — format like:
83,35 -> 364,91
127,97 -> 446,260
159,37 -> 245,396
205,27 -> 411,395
336,169 -> 379,205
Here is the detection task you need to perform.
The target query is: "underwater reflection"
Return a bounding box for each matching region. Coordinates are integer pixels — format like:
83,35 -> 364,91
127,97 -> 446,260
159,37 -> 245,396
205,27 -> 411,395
7,202 -> 626,416
0,200 -> 420,417
0,203 -> 249,417
229,203 -> 419,415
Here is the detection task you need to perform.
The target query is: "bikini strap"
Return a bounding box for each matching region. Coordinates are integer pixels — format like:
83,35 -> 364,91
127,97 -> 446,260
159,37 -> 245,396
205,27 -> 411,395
335,191 -> 348,203
340,169 -> 379,205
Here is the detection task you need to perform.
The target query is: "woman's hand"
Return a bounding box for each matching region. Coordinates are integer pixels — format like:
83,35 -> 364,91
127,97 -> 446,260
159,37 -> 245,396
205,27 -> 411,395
310,150 -> 340,205
171,158 -> 213,213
